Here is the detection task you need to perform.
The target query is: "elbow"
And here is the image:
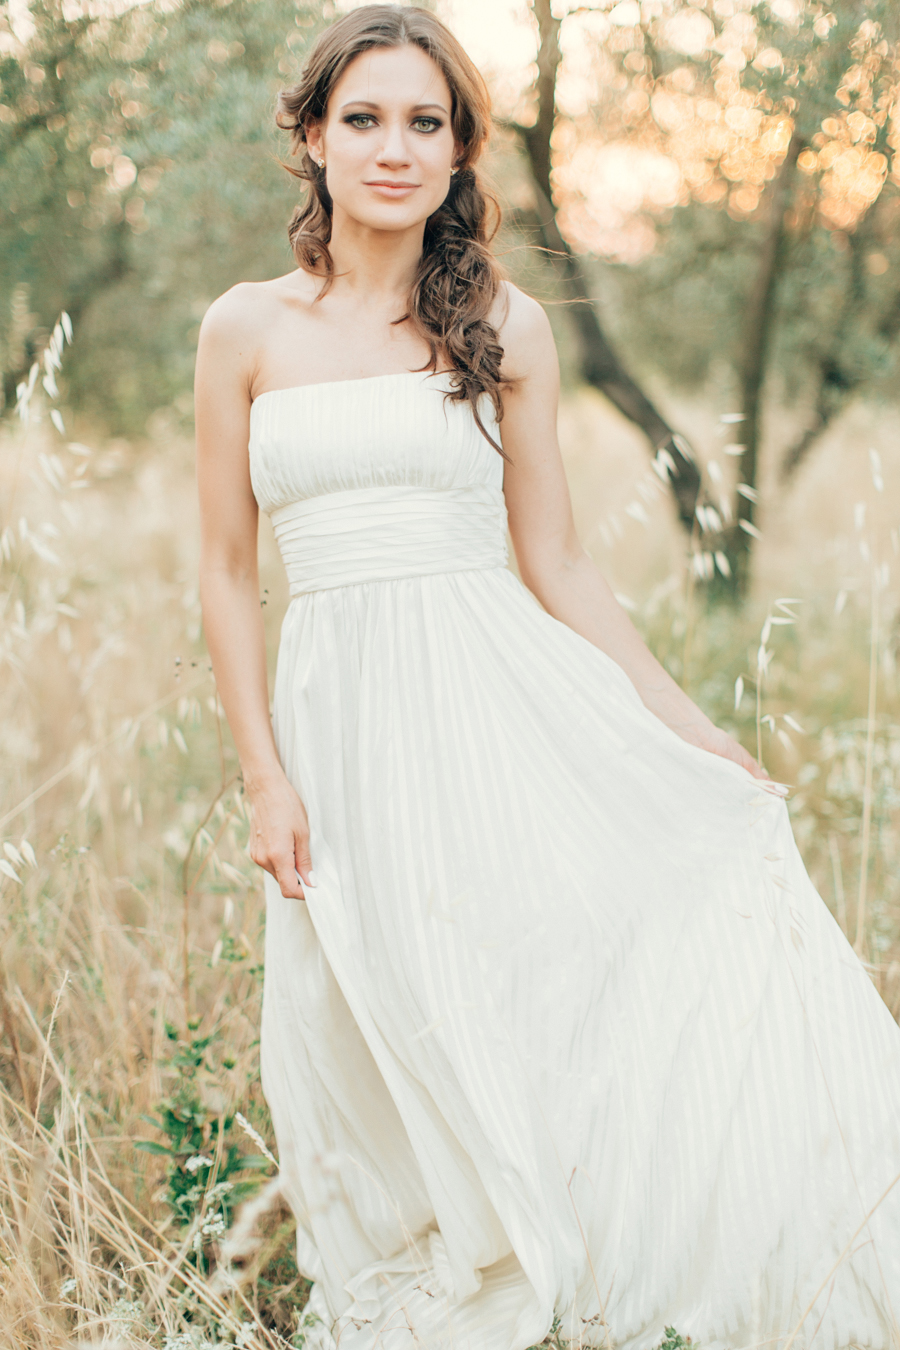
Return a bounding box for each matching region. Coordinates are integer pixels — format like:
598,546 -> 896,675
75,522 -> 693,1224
199,550 -> 257,593
516,540 -> 591,607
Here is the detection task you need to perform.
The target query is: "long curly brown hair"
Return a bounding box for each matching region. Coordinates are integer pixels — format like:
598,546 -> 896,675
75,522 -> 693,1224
276,5 -> 511,454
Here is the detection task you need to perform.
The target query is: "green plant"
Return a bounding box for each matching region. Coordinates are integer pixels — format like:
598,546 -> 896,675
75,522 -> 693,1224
135,1020 -> 271,1271
658,1330 -> 693,1350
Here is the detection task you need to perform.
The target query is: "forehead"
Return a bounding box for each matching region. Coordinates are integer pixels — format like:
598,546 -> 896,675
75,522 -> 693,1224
330,43 -> 452,110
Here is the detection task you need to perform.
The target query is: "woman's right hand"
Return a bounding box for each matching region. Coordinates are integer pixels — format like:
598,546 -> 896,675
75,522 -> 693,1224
246,773 -> 316,900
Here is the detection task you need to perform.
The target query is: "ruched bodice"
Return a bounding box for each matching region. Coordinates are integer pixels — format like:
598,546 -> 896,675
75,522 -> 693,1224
254,371 -> 900,1350
250,370 -> 504,505
250,371 -> 507,595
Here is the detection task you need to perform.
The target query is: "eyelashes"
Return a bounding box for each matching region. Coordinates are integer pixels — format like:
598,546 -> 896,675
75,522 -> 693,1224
342,114 -> 443,134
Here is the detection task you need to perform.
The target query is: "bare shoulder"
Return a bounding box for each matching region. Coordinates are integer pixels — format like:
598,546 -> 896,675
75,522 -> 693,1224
199,277 -> 288,350
196,272 -> 318,393
203,269 -> 320,334
492,281 -> 555,381
195,284 -> 260,380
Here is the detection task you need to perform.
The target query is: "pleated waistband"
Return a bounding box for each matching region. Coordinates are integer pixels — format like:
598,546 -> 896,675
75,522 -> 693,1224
269,484 -> 509,596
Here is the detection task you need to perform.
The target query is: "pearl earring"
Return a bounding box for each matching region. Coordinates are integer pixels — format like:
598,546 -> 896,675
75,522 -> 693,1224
450,166 -> 458,176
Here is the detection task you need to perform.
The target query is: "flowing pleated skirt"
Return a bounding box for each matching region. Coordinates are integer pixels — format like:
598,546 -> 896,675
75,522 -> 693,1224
259,564 -> 900,1350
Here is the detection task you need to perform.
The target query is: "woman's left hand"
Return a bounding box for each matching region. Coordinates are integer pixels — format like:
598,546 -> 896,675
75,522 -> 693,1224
700,725 -> 769,781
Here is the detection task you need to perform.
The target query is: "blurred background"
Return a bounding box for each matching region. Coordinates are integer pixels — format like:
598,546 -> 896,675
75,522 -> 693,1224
1,0 -> 899,1345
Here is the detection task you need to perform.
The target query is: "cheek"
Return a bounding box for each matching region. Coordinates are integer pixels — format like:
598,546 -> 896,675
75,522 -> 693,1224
420,135 -> 455,175
326,130 -> 370,170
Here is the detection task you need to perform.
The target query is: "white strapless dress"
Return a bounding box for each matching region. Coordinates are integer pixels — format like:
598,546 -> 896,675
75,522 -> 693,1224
249,371 -> 900,1350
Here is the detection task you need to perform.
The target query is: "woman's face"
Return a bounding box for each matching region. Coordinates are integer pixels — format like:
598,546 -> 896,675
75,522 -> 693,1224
307,44 -> 460,236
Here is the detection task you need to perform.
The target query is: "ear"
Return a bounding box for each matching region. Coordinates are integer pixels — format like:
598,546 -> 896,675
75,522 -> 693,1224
305,120 -> 324,163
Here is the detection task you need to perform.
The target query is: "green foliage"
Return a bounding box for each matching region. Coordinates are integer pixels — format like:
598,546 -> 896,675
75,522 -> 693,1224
0,0 -> 325,431
134,1019 -> 271,1270
608,193 -> 900,407
581,0 -> 900,471
657,1330 -> 693,1350
602,203 -> 756,392
525,1314 -> 694,1350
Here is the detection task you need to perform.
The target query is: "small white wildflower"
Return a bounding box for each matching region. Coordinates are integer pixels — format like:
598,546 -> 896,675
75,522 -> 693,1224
185,1153 -> 213,1173
192,1203 -> 229,1253
162,1325 -> 221,1347
109,1296 -> 143,1324
201,1212 -> 227,1239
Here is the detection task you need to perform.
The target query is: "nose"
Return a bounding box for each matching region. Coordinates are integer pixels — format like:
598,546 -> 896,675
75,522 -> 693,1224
375,119 -> 412,169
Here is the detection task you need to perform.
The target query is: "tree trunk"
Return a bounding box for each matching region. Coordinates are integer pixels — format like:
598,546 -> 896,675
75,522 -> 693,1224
729,131 -> 804,585
518,0 -> 701,533
782,218 -> 886,479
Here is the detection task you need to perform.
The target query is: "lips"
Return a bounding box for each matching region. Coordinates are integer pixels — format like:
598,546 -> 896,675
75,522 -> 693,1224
364,181 -> 420,197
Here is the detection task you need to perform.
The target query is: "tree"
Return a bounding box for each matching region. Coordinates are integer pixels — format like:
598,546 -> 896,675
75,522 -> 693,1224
509,0 -> 703,533
0,0 -> 323,432
535,0 -> 900,592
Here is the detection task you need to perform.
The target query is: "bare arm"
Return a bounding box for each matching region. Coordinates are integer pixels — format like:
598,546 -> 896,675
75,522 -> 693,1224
497,287 -> 766,780
195,288 -> 315,898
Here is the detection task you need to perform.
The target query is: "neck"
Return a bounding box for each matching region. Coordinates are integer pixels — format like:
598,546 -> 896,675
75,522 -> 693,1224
323,207 -> 426,304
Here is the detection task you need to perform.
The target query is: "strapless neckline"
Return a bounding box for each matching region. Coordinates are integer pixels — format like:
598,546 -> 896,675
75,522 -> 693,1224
251,368 -> 452,411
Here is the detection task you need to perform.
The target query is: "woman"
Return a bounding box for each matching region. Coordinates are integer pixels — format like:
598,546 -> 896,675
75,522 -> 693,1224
195,7 -> 900,1348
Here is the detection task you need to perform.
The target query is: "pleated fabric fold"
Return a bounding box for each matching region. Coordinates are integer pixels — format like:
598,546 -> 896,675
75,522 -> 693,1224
250,373 -> 900,1350
270,483 -> 508,596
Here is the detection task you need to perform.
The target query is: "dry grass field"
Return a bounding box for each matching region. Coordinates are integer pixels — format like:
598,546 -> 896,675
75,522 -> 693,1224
1,361 -> 899,1347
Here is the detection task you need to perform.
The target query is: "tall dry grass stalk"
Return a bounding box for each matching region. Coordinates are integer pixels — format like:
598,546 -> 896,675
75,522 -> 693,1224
1,354 -> 899,1345
854,455 -> 888,955
1,351 -> 302,1347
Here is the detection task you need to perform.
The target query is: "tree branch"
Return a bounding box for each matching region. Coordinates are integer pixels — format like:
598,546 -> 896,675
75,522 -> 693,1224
781,211 -> 880,479
515,0 -> 701,532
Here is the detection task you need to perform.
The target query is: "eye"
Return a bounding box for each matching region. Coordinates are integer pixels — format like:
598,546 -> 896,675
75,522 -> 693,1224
412,117 -> 441,133
344,113 -> 376,129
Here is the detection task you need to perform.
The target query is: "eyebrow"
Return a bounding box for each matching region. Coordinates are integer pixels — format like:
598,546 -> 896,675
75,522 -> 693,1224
338,100 -> 450,115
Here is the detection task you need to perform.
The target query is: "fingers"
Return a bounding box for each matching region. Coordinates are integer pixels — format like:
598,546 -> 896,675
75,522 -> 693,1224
258,840 -> 316,901
294,837 -> 317,894
250,845 -> 308,900
245,783 -> 314,900
747,755 -> 768,780
731,740 -> 764,779
275,856 -> 308,900
728,740 -> 771,784
739,749 -> 790,795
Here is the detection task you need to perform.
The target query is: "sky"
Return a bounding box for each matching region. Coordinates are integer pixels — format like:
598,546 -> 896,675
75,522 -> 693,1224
334,0 -> 541,117
436,0 -> 539,113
